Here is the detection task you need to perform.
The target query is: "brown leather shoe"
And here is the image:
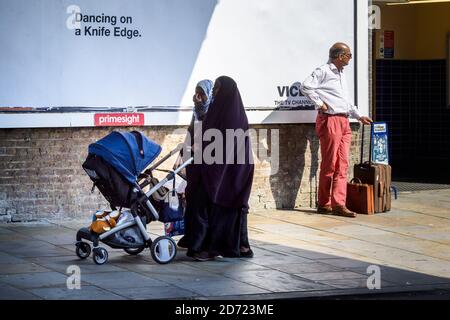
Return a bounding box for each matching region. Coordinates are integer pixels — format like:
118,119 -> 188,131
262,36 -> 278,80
332,205 -> 357,218
317,205 -> 333,214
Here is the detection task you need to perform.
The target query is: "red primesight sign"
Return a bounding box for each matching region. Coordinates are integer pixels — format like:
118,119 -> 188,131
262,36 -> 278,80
94,113 -> 144,126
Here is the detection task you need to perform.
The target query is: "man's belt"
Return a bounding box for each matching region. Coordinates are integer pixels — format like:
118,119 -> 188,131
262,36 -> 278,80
318,111 -> 349,118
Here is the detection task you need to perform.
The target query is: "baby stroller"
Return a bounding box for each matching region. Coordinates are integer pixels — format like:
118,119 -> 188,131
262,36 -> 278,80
75,130 -> 192,265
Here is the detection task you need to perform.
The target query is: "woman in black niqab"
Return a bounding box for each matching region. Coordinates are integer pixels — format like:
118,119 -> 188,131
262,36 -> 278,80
184,76 -> 254,260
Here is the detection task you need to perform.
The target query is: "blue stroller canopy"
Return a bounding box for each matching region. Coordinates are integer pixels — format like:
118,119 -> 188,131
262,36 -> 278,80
88,131 -> 162,184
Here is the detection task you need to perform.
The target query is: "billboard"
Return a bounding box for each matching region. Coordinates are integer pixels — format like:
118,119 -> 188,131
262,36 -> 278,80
0,0 -> 369,127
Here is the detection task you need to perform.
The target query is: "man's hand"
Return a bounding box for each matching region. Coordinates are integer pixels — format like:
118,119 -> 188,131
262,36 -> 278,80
358,116 -> 373,125
319,102 -> 329,112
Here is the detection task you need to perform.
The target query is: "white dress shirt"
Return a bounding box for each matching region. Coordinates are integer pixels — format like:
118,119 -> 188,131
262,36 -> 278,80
300,62 -> 361,119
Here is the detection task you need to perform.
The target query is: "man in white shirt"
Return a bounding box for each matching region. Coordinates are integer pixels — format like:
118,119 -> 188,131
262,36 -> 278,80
301,42 -> 372,218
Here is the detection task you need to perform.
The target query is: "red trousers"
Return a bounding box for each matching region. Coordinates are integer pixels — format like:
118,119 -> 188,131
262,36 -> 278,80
315,113 -> 352,207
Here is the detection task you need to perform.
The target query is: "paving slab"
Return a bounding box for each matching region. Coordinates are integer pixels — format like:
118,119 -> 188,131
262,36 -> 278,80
0,263 -> 51,274
0,282 -> 41,300
315,278 -> 397,290
269,262 -> 342,274
28,285 -> 126,300
174,278 -> 271,297
0,252 -> 28,265
227,269 -> 335,293
184,259 -> 272,276
140,267 -> 224,286
0,272 -> 72,289
295,271 -> 367,281
26,255 -> 129,274
0,240 -> 73,258
80,271 -> 168,289
107,285 -> 199,300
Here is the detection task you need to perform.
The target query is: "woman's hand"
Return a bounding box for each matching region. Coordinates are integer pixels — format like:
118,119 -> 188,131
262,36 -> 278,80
193,93 -> 202,106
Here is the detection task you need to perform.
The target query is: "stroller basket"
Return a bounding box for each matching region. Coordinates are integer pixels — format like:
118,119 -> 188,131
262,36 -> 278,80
75,130 -> 192,265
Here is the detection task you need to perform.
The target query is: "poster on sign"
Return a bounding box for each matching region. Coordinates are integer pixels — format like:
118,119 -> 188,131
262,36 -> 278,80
371,122 -> 389,165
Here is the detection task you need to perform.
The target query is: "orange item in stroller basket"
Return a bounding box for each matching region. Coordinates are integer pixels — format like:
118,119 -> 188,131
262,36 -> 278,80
89,210 -> 121,234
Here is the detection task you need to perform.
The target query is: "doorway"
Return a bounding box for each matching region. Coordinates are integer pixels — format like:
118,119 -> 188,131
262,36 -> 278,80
372,0 -> 450,184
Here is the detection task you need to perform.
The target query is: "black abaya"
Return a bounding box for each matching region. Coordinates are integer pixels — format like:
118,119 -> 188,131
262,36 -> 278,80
184,180 -> 243,257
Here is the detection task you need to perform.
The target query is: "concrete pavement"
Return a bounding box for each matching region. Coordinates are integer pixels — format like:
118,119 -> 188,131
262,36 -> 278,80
1,189 -> 449,300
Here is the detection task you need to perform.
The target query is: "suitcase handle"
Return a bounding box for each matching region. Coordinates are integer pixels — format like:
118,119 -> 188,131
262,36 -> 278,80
360,123 -> 374,165
378,181 -> 384,197
349,178 -> 362,184
360,124 -> 364,164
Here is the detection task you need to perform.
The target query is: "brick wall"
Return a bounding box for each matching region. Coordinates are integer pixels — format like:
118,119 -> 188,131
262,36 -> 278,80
0,124 -> 362,222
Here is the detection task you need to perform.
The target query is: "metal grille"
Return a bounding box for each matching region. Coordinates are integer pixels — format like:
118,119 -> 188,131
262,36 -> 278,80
392,181 -> 450,192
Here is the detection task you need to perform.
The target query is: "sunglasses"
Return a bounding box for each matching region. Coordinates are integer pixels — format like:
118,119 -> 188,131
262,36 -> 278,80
342,52 -> 352,58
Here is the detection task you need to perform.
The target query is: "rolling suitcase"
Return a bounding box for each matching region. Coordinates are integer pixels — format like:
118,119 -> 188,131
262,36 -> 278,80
353,124 -> 392,213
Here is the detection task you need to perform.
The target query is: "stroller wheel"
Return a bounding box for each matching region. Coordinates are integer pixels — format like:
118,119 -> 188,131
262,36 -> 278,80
75,242 -> 91,259
124,247 -> 145,255
150,236 -> 177,264
93,247 -> 109,265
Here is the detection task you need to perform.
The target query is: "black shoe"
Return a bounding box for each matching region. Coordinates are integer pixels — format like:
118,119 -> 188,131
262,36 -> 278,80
186,249 -> 195,258
177,236 -> 188,249
192,251 -> 215,262
240,248 -> 254,258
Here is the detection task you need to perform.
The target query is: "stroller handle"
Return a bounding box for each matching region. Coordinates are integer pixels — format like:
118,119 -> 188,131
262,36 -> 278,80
146,143 -> 188,172
146,156 -> 193,197
143,156 -> 193,220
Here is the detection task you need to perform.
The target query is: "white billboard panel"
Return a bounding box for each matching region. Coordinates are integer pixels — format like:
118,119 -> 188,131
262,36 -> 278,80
0,0 -> 368,127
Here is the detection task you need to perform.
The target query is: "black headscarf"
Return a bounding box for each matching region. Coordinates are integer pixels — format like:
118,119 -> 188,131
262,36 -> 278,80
186,76 -> 254,209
